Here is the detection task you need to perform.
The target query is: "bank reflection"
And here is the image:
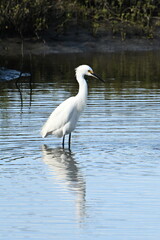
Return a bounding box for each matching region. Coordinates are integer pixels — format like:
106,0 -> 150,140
41,145 -> 86,222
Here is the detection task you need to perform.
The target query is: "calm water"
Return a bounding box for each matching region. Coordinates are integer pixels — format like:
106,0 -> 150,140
1,51 -> 160,240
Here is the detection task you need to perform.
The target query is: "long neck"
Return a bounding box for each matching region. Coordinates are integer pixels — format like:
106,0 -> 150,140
76,73 -> 88,109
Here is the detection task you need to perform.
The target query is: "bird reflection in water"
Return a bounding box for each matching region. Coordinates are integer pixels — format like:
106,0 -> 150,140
41,145 -> 86,222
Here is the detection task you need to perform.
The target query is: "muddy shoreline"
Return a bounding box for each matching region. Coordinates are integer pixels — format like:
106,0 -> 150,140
1,34 -> 160,56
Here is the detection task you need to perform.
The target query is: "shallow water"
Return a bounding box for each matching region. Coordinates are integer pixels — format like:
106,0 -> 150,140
1,51 -> 160,240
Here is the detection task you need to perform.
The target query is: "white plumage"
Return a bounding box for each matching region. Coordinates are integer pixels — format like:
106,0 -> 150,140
41,64 -> 104,149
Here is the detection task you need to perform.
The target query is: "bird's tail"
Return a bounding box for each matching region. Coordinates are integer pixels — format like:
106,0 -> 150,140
41,125 -> 47,138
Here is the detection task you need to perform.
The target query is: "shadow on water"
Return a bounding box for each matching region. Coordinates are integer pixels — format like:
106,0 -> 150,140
41,144 -> 86,222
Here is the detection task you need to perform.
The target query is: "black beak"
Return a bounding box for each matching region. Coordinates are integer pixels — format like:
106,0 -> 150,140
92,73 -> 105,83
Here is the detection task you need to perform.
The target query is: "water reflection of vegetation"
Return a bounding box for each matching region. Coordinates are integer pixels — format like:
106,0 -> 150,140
27,52 -> 160,90
1,52 -> 160,98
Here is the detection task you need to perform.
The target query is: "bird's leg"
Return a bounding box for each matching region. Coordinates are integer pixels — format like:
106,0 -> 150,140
68,133 -> 71,150
62,135 -> 65,148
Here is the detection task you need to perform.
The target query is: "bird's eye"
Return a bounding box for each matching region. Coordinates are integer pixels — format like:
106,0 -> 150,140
88,70 -> 93,74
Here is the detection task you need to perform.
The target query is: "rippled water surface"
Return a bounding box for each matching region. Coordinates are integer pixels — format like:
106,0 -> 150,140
1,51 -> 160,240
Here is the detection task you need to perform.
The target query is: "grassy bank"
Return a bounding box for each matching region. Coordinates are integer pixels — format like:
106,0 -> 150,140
0,0 -> 160,40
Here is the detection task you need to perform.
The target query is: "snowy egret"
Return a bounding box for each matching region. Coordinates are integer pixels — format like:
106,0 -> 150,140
41,65 -> 104,149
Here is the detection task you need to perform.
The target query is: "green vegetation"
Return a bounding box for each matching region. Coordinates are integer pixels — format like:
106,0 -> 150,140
0,0 -> 53,37
0,0 -> 160,39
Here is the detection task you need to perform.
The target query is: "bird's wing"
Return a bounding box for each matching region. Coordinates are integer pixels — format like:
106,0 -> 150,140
41,97 -> 77,138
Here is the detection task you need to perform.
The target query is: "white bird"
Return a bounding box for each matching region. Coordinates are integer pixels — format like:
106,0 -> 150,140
41,65 -> 104,149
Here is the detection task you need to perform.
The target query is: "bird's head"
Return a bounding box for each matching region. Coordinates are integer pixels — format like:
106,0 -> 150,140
75,65 -> 105,82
